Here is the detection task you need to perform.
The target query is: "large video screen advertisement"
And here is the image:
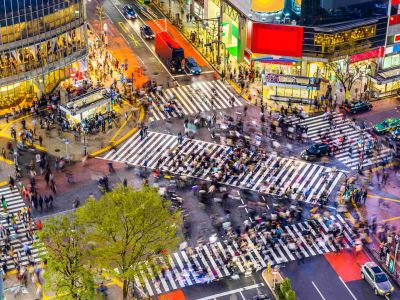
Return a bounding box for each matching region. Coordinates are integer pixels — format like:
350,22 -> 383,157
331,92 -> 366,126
251,0 -> 302,13
251,0 -> 285,12
250,23 -> 304,57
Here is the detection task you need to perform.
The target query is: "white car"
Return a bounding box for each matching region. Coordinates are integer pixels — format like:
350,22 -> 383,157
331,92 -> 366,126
361,262 -> 394,296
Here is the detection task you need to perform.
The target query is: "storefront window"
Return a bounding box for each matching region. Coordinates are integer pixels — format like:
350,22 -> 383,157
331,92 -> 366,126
0,2 -> 82,44
0,80 -> 36,109
383,54 -> 400,69
0,26 -> 85,79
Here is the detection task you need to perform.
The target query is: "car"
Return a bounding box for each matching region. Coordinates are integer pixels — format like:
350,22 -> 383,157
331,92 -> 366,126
184,57 -> 202,75
341,101 -> 372,114
300,143 -> 332,161
373,118 -> 400,134
361,262 -> 394,296
123,5 -> 137,19
140,25 -> 155,39
392,127 -> 400,140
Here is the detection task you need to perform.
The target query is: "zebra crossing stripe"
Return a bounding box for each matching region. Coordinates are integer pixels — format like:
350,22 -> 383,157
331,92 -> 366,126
0,187 -> 41,269
101,132 -> 344,203
290,112 -> 393,170
148,80 -> 243,121
178,251 -> 200,284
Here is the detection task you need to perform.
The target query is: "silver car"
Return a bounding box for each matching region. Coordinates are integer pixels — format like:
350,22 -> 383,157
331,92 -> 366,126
361,262 -> 394,296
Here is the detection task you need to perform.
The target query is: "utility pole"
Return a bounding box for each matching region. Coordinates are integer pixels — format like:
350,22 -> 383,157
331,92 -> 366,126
96,1 -> 105,42
217,0 -> 223,66
0,276 -> 4,300
393,235 -> 400,273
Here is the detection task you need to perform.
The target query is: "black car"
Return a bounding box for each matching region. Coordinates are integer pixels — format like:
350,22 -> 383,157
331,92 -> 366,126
140,25 -> 155,39
301,143 -> 331,161
341,101 -> 372,114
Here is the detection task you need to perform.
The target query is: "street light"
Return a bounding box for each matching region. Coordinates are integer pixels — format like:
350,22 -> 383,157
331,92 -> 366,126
261,72 -> 266,108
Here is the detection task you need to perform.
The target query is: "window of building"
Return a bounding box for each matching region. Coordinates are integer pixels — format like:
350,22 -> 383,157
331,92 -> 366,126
383,53 -> 400,69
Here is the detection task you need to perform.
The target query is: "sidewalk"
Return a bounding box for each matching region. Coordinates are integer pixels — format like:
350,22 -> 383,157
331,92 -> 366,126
261,268 -> 283,300
152,0 -> 373,114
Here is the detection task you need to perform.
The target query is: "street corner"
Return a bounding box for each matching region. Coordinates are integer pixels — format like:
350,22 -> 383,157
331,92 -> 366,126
88,107 -> 144,158
324,249 -> 371,282
146,19 -> 208,67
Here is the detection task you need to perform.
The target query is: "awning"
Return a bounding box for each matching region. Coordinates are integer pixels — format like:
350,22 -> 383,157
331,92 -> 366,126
252,56 -> 301,65
371,65 -> 400,85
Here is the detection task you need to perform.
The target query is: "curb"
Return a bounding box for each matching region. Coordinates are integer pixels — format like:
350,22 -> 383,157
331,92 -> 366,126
88,107 -> 145,158
261,269 -> 283,300
151,2 -> 223,75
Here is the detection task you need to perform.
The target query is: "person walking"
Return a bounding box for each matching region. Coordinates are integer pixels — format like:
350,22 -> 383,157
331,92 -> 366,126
1,195 -> 7,213
178,132 -> 183,144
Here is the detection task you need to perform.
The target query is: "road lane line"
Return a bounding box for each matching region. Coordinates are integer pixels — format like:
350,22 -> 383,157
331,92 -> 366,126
339,276 -> 358,300
195,283 -> 264,300
109,0 -> 178,83
312,281 -> 327,300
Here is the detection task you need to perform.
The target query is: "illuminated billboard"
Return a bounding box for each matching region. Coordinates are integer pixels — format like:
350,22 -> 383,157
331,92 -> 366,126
250,23 -> 304,57
251,0 -> 285,12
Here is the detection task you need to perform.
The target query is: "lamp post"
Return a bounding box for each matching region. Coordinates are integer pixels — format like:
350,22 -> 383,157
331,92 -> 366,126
261,73 -> 266,108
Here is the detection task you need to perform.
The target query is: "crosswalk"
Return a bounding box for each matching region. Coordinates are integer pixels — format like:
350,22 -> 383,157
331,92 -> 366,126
0,186 -> 40,269
132,214 -> 355,297
290,112 -> 393,170
102,131 -> 343,203
148,80 -> 242,121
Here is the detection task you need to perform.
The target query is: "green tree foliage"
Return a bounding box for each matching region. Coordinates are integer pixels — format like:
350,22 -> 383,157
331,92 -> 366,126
76,185 -> 182,300
286,290 -> 296,300
37,215 -> 95,300
280,277 -> 292,294
276,278 -> 296,300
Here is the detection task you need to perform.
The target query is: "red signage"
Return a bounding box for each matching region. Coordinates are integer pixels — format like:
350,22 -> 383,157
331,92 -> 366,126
390,14 -> 400,25
392,0 -> 400,5
349,47 -> 384,63
250,23 -> 304,57
395,34 -> 400,43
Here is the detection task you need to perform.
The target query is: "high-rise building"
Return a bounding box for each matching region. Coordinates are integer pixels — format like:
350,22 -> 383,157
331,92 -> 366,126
0,0 -> 88,109
194,0 -> 395,99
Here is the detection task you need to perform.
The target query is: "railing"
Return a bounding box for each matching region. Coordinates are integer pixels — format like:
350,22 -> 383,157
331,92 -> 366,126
0,48 -> 87,87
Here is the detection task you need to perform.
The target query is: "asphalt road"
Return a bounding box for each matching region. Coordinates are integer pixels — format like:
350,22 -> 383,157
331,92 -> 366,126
182,271 -> 270,300
102,0 -> 173,84
282,254 -> 400,300
104,0 -> 215,86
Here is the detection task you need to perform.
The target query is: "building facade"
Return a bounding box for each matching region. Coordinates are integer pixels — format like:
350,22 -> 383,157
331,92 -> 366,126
0,0 -> 88,109
194,0 -> 397,100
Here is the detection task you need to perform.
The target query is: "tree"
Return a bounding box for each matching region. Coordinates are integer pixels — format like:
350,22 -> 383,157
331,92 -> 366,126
76,185 -> 182,300
280,277 -> 292,295
37,215 -> 95,300
286,290 -> 296,300
326,57 -> 367,101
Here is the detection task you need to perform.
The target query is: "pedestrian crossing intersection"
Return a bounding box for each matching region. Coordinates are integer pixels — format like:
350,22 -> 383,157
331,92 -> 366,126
148,80 -> 242,121
132,214 -> 355,297
0,186 -> 40,269
289,112 -> 393,170
102,131 -> 343,203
